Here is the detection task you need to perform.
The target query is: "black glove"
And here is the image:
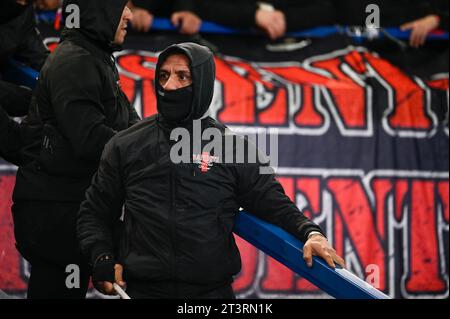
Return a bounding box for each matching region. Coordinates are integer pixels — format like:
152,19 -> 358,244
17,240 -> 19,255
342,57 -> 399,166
0,81 -> 32,117
92,254 -> 116,283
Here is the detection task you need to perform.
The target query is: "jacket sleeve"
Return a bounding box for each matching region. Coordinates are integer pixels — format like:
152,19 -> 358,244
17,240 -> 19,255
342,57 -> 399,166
235,139 -> 324,243
0,106 -> 24,166
0,80 -> 33,117
121,90 -> 141,127
283,0 -> 336,31
198,0 -> 258,29
50,56 -> 117,162
132,0 -> 199,14
430,0 -> 449,31
173,0 -> 197,12
14,5 -> 50,71
77,136 -> 125,265
128,105 -> 141,127
130,0 -> 160,13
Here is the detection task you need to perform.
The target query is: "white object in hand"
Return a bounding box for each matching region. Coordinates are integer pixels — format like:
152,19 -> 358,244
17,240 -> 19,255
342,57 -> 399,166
113,283 -> 131,299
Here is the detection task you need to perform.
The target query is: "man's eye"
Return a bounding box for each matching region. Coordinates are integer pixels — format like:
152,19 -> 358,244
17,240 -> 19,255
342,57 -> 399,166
180,75 -> 191,81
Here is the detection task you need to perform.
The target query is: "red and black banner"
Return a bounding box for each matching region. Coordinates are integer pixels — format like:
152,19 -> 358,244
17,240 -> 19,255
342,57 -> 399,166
0,32 -> 448,298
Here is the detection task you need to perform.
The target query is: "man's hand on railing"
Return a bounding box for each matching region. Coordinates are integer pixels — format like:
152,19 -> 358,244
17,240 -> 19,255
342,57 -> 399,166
400,15 -> 441,48
130,6 -> 154,33
255,8 -> 286,40
171,11 -> 202,35
303,233 -> 346,269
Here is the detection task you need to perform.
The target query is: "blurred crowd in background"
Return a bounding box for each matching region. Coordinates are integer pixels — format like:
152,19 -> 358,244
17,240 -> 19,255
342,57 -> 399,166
0,0 -> 448,117
1,0 -> 449,44
127,0 -> 449,47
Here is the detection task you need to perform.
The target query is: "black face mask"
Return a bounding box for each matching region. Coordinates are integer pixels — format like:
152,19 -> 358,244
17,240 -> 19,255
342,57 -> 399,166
157,84 -> 193,123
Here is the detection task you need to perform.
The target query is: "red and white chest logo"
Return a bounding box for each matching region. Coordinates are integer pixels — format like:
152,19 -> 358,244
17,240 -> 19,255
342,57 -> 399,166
193,152 -> 220,173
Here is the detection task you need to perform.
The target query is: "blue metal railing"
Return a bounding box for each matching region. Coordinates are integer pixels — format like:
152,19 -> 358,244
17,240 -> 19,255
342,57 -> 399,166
2,60 -> 39,89
234,212 -> 390,299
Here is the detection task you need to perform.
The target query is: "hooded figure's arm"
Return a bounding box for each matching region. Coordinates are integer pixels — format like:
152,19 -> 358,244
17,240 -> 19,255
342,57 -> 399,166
235,139 -> 324,244
77,136 -> 125,265
50,55 -> 117,162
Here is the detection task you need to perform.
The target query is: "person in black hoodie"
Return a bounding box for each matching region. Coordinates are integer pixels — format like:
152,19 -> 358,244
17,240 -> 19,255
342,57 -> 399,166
11,0 -> 140,299
77,42 -> 345,299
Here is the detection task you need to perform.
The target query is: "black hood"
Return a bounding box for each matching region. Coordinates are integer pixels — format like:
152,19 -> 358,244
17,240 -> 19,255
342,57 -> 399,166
0,0 -> 30,22
155,43 -> 216,125
61,0 -> 128,52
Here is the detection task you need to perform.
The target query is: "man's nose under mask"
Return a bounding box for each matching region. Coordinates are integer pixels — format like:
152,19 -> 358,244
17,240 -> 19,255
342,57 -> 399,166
157,84 -> 193,123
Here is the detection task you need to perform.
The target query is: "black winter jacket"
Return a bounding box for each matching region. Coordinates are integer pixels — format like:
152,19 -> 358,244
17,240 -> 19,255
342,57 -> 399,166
197,0 -> 336,32
333,0 -> 443,27
77,43 -> 324,286
0,3 -> 48,70
12,0 -> 141,202
131,0 -> 199,17
0,3 -> 48,164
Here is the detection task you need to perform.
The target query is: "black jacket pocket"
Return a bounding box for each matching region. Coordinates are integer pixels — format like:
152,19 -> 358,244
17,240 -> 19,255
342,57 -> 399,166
38,123 -> 97,178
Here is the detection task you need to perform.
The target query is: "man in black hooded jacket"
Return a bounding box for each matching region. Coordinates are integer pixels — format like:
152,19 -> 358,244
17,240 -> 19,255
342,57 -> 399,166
77,42 -> 345,299
11,0 -> 140,298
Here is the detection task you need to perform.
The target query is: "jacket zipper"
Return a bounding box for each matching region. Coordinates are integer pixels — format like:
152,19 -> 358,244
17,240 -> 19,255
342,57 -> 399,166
168,162 -> 177,295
